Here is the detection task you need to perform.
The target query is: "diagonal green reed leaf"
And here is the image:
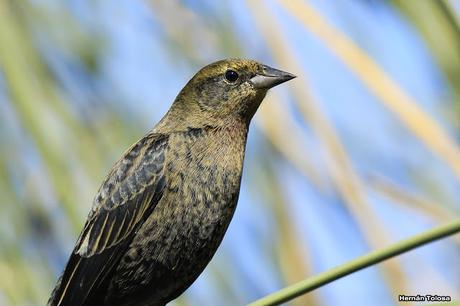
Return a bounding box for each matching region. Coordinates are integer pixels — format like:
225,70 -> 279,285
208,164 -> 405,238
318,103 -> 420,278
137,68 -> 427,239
248,219 -> 460,306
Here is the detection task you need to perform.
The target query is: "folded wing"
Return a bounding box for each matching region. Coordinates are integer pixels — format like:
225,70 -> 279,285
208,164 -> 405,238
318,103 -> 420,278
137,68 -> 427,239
48,133 -> 169,306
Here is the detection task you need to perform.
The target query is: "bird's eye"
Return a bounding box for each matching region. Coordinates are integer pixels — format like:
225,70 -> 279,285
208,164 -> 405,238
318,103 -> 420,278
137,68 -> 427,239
225,70 -> 239,83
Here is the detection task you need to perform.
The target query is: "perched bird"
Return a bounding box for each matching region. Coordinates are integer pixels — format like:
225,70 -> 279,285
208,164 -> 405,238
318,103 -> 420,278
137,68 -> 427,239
48,58 -> 295,306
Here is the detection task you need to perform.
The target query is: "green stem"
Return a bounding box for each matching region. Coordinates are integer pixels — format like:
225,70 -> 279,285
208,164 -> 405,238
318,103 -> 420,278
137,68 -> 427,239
248,219 -> 460,306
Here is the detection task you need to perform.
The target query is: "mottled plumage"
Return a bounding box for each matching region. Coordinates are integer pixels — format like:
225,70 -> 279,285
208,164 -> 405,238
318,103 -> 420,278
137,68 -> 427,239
49,59 -> 295,306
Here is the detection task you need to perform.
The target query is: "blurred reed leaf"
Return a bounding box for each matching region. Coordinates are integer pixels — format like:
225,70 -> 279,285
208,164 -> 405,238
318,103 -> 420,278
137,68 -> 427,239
259,157 -> 321,306
249,0 -> 409,298
278,0 -> 460,183
366,173 -> 460,244
392,0 -> 460,124
0,1 -> 91,229
257,99 -> 326,190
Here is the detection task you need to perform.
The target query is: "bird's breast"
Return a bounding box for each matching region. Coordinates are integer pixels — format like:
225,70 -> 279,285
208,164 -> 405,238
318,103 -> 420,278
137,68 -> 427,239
111,124 -> 249,303
164,125 -> 247,237
135,125 -> 248,264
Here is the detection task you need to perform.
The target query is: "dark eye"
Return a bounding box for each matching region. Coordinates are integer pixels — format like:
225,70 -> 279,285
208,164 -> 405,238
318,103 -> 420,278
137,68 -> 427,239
225,70 -> 239,83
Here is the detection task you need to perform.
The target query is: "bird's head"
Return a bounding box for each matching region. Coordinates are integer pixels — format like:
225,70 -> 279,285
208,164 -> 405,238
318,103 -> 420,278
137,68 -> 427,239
162,59 -> 295,130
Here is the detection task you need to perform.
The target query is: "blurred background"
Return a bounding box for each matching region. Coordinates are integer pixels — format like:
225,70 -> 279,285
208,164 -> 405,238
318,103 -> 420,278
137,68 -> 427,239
0,0 -> 459,305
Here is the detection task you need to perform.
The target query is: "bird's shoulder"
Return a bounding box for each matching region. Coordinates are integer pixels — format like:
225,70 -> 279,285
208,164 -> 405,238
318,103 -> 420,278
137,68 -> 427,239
75,132 -> 169,257
95,133 -> 168,211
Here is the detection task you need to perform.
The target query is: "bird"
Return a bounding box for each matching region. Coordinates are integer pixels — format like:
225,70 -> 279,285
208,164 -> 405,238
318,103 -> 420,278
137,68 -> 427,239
48,58 -> 295,306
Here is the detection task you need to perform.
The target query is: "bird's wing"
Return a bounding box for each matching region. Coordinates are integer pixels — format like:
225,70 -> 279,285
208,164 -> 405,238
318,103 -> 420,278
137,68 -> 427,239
48,133 -> 169,306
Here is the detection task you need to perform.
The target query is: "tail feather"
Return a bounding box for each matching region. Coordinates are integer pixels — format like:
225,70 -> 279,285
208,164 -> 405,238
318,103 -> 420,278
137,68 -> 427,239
48,245 -> 125,306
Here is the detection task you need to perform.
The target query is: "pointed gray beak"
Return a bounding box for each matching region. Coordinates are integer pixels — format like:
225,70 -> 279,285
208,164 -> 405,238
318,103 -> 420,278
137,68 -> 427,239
250,65 -> 296,89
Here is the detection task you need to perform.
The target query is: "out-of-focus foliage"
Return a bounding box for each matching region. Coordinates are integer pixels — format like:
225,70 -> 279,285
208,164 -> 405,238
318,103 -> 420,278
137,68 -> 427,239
392,0 -> 460,124
0,1 -> 459,305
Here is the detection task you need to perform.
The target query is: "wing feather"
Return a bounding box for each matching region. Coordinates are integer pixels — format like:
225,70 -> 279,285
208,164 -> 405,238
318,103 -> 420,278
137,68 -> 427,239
48,133 -> 169,306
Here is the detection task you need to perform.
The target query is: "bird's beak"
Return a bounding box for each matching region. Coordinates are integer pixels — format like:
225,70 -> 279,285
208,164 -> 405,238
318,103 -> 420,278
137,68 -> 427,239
250,65 -> 296,89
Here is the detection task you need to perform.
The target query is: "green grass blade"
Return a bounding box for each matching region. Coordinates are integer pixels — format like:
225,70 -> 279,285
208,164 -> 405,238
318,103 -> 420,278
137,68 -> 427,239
248,219 -> 460,306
